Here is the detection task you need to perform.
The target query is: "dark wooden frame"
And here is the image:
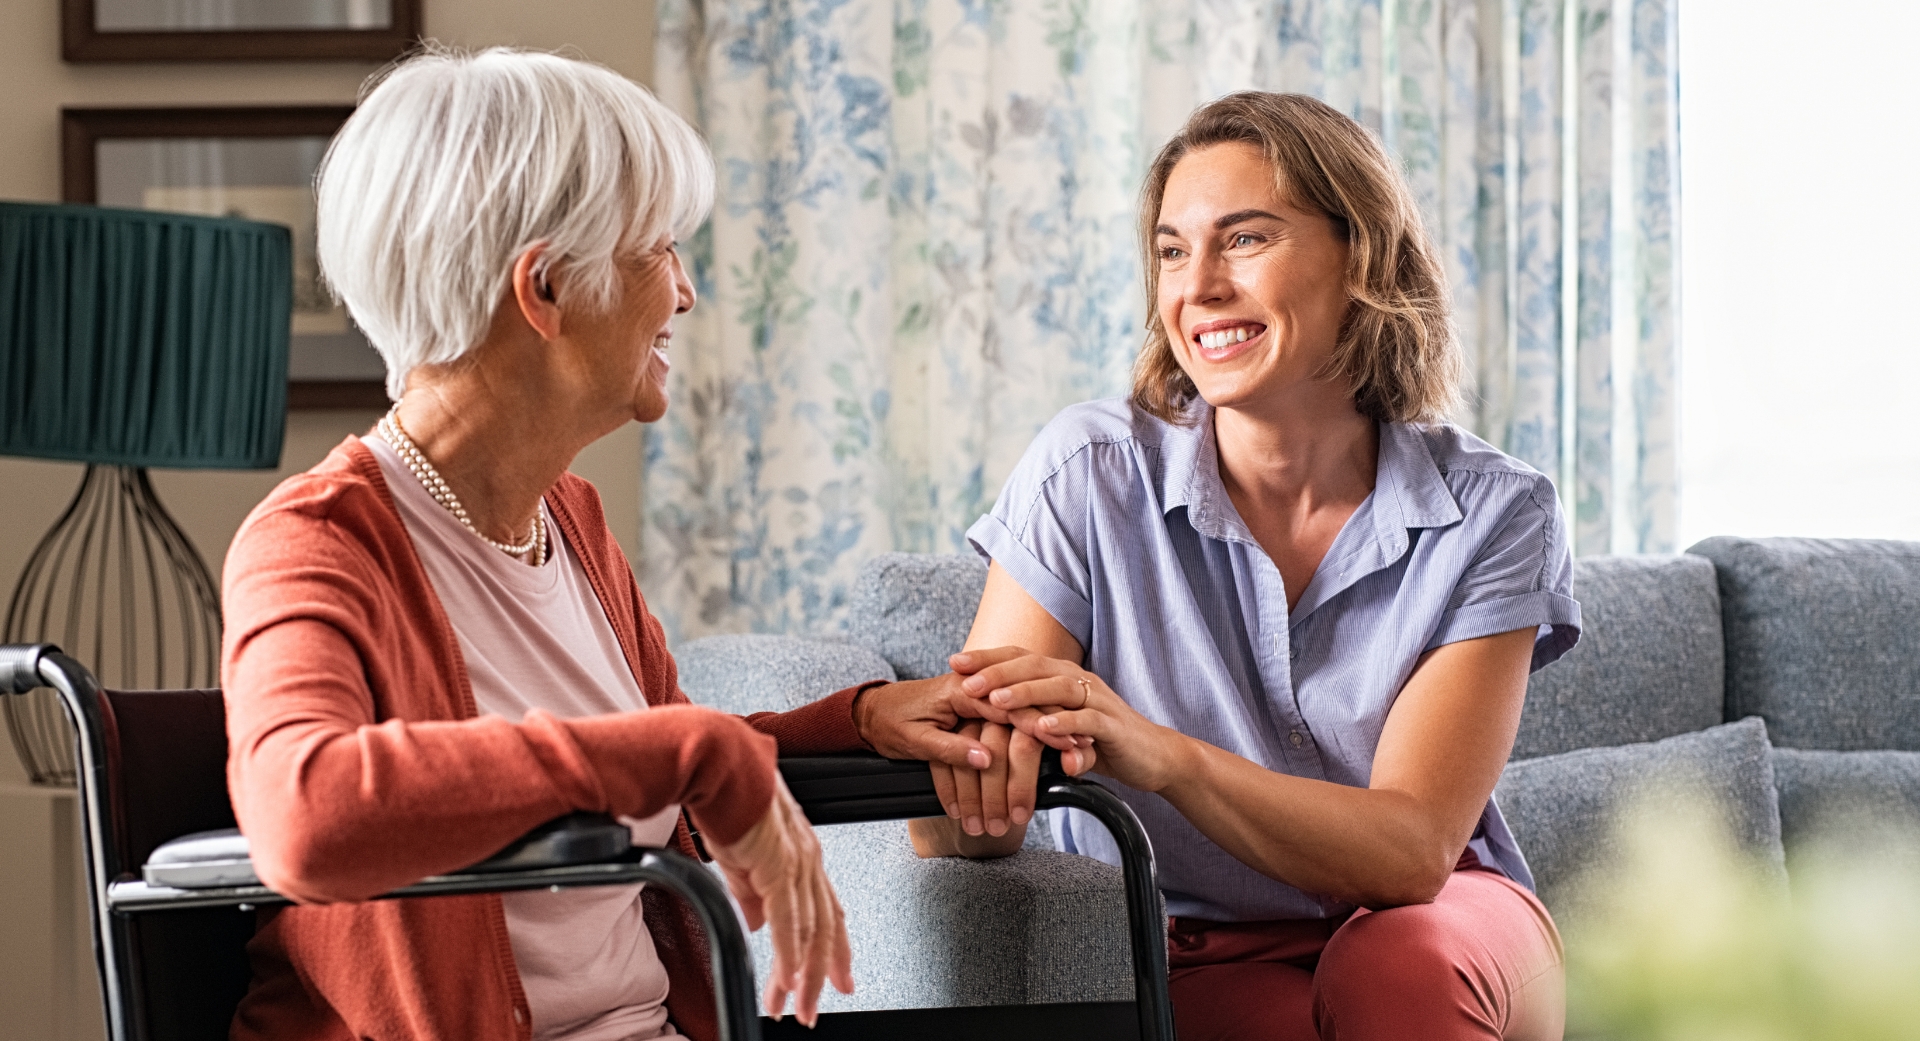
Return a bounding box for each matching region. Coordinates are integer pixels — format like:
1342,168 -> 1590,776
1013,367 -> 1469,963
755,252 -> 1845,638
62,0 -> 420,63
62,106 -> 387,410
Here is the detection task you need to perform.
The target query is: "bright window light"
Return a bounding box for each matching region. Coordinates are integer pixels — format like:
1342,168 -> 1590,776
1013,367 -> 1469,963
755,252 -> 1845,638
1678,0 -> 1920,544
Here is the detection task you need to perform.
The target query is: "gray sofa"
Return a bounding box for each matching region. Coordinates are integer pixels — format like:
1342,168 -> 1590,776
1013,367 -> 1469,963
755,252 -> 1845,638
675,536 -> 1920,1012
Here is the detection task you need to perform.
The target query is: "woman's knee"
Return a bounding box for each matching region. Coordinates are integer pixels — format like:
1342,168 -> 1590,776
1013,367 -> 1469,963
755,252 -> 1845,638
1318,901 -> 1474,994
1311,873 -> 1565,1040
1312,902 -> 1501,1039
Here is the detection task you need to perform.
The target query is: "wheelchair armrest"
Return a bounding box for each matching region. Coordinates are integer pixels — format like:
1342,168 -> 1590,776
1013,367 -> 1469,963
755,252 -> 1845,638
779,754 -> 946,825
459,812 -> 632,873
143,813 -> 632,890
777,749 -> 1078,826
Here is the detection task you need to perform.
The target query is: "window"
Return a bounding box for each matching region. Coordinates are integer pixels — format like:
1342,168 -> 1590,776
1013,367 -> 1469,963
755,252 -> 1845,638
1677,0 -> 1920,543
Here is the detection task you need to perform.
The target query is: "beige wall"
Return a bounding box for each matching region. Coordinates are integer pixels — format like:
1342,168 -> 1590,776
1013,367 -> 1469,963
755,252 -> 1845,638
0,3 -> 656,1037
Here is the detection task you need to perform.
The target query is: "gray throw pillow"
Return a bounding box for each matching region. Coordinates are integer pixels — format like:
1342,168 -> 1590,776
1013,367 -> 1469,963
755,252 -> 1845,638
1687,537 -> 1920,750
1495,716 -> 1786,923
1771,747 -> 1920,855
1514,554 -> 1725,759
674,633 -> 896,715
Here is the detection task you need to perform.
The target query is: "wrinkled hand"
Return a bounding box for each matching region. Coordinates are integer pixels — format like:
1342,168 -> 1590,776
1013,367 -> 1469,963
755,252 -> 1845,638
854,675 -> 994,771
710,775 -> 853,1025
956,648 -> 1180,793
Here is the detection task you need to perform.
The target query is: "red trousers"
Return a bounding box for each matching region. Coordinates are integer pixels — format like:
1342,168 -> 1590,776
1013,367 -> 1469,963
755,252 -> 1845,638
1167,853 -> 1564,1041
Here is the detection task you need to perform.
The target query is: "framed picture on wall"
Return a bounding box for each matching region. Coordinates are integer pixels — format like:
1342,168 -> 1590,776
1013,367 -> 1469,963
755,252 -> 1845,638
62,106 -> 388,410
62,0 -> 421,62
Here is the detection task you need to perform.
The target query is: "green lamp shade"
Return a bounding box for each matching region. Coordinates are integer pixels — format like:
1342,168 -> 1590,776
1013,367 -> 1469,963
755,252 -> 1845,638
0,201 -> 291,470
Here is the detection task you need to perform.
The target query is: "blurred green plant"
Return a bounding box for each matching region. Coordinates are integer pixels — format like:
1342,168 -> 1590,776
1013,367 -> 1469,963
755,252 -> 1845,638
1566,794 -> 1920,1041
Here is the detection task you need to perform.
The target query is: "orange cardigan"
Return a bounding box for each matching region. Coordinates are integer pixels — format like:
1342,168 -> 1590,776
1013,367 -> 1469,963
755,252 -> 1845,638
222,437 -> 871,1041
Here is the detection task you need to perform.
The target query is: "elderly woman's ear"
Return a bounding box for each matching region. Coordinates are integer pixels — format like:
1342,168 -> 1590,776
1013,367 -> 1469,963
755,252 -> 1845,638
508,244 -> 566,341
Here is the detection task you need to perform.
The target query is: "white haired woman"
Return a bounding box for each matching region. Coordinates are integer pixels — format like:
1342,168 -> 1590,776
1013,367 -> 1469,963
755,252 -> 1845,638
223,48 -> 997,1041
917,93 -> 1578,1040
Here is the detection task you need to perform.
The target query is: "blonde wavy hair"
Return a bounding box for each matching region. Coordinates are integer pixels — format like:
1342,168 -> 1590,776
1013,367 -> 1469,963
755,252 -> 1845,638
1132,92 -> 1461,424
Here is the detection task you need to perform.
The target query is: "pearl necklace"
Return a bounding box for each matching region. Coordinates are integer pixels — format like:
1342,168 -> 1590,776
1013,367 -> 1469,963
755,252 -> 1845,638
379,408 -> 546,564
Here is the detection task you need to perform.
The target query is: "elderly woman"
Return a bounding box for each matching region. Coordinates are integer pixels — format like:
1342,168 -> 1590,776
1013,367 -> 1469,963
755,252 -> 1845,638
223,49 -> 994,1041
913,93 -> 1580,1040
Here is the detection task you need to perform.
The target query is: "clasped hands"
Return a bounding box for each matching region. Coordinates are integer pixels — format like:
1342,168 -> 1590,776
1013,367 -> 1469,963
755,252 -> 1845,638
866,647 -> 1175,842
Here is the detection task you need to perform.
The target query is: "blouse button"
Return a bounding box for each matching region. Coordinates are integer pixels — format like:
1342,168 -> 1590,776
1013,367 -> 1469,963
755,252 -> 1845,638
1289,730 -> 1304,748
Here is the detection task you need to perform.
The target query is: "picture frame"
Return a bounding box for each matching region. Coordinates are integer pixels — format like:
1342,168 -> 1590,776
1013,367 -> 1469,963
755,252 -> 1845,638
62,0 -> 421,63
63,106 -> 388,410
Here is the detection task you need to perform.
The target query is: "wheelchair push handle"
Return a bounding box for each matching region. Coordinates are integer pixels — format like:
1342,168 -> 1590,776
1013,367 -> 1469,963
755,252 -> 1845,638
0,642 -> 60,694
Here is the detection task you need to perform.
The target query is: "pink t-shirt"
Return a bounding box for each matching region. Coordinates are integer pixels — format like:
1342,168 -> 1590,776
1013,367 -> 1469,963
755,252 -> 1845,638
368,435 -> 679,1041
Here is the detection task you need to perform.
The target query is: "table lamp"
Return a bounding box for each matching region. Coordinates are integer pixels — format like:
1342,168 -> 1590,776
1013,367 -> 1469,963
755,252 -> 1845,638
0,201 -> 290,786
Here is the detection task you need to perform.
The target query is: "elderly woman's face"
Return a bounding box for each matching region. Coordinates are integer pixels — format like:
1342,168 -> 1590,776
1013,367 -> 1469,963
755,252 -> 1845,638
1154,142 -> 1351,416
571,237 -> 695,425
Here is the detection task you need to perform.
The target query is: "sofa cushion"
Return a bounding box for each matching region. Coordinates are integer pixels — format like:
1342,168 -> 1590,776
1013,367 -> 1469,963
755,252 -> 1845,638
1771,748 -> 1920,854
1688,536 -> 1920,750
847,553 -> 989,680
1514,555 -> 1726,759
1495,717 -> 1786,923
741,820 -> 1133,1010
673,634 -> 895,715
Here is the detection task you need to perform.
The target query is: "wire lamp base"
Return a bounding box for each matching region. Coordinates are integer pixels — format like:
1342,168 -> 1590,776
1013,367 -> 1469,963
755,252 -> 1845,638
3,465 -> 221,786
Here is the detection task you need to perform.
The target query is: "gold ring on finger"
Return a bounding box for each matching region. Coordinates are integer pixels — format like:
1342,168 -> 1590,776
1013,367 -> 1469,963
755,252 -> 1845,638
1075,677 -> 1091,710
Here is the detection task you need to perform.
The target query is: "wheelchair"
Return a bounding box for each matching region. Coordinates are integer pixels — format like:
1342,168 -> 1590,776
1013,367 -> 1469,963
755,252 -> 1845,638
1,643 -> 1173,1041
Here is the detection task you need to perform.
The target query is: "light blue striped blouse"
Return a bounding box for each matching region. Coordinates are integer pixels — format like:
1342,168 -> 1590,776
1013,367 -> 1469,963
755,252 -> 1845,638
967,397 -> 1581,922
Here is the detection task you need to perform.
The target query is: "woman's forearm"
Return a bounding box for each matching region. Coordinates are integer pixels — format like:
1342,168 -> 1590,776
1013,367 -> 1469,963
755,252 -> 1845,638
1156,734 -> 1464,908
228,618 -> 779,903
974,631 -> 1536,909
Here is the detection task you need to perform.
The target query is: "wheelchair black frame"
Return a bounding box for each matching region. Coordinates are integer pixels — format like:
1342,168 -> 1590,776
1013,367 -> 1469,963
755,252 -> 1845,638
1,645 -> 761,1041
3,644 -> 1175,1041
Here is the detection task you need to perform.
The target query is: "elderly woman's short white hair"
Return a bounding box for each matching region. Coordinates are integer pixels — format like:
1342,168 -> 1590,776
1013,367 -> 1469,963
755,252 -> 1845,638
316,46 -> 713,399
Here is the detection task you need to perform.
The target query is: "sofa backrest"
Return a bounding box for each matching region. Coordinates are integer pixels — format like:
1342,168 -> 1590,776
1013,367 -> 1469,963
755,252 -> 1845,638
850,551 -> 1737,763
847,553 -> 990,679
1687,536 -> 1920,751
1513,554 -> 1727,760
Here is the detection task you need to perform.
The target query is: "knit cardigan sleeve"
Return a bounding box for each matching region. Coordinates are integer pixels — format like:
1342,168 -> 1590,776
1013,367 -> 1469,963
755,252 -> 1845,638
222,459 -> 779,906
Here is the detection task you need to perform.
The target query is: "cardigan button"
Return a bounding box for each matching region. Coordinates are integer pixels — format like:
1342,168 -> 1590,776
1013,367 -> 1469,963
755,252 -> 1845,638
513,1007 -> 526,1025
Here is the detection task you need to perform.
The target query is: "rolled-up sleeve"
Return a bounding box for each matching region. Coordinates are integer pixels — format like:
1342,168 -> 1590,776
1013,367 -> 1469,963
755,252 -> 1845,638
965,429 -> 1102,650
1426,473 -> 1582,670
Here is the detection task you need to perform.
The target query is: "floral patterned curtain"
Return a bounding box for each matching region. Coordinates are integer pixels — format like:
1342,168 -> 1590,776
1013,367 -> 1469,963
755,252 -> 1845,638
646,0 -> 1679,641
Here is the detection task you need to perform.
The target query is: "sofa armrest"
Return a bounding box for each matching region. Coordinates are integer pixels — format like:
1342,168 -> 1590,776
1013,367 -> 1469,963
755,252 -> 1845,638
738,819 -> 1137,1011
769,752 -> 1167,1030
676,634 -> 895,715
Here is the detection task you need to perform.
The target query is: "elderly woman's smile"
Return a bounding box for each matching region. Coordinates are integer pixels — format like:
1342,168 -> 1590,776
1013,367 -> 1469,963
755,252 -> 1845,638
555,241 -> 695,425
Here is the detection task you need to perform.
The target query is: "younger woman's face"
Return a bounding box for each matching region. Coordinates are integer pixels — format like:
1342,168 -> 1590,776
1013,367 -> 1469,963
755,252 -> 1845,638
1153,142 -> 1352,416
